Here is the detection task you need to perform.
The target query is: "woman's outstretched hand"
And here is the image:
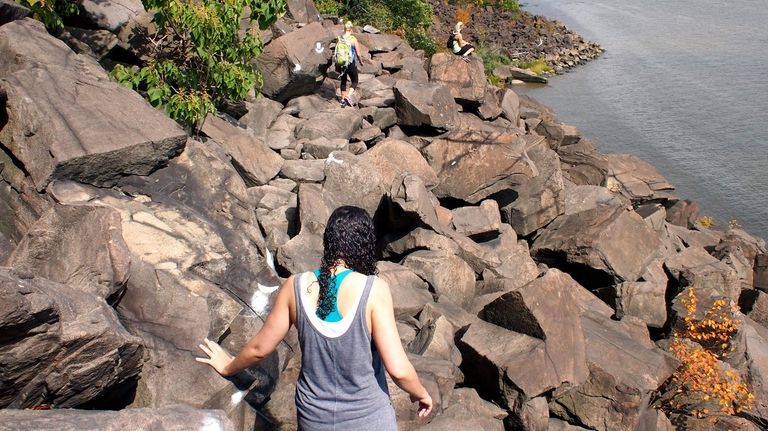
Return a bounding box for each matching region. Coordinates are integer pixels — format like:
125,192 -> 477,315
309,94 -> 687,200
411,391 -> 433,418
196,338 -> 234,376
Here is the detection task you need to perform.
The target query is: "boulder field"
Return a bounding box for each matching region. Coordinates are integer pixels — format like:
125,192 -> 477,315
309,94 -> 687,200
1,4 -> 767,431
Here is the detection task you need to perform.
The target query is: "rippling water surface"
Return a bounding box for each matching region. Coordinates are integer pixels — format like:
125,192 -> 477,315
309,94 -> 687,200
516,0 -> 768,238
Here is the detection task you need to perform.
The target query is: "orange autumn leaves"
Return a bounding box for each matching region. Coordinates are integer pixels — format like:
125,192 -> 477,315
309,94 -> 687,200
667,288 -> 754,418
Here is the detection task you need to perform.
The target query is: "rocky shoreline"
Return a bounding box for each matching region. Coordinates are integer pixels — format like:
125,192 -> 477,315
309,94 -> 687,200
1,1 -> 767,431
428,1 -> 604,74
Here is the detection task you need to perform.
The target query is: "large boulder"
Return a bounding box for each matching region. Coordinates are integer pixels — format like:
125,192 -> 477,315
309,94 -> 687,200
416,387 -> 506,431
277,183 -> 329,273
239,96 -> 284,140
0,268 -> 144,408
294,108 -> 363,141
0,0 -> 29,25
356,32 -> 403,52
532,206 -> 662,287
322,151 -> 388,217
402,250 -> 475,307
451,200 -> 502,240
420,129 -> 536,203
7,204 -> 130,300
557,139 -> 610,186
201,115 -> 283,186
79,0 -> 145,31
428,53 -> 487,105
376,261 -> 433,318
605,154 -> 676,204
393,80 -> 458,130
549,310 -> 678,431
0,19 -> 186,191
611,259 -> 670,328
363,138 -> 438,188
664,246 -> 741,301
285,0 -> 320,23
256,22 -> 334,103
0,405 -> 235,431
495,145 -> 566,236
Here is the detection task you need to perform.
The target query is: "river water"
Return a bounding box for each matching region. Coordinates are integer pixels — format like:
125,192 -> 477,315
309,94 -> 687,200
515,0 -> 768,239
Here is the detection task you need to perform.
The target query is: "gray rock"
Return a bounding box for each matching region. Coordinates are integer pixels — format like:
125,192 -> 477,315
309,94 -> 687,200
402,249 -> 475,307
387,174 -> 447,234
277,183 -> 328,273
613,259 -> 669,328
416,388 -> 505,431
303,137 -> 349,159
280,159 -> 326,182
7,204 -> 130,300
606,154 -> 676,205
265,114 -> 303,150
557,139 -> 610,186
421,129 -> 535,203
393,80 -> 458,130
564,184 -> 627,215
295,109 -> 363,141
665,199 -> 701,228
322,151 -> 387,217
0,405 -> 235,431
356,32 -> 402,52
496,145 -> 565,236
363,138 -> 438,189
284,93 -> 336,118
61,27 -> 118,60
376,261 -> 433,318
391,57 -> 430,83
532,206 -> 662,285
500,89 -> 520,123
0,19 -> 187,191
370,107 -> 398,129
201,114 -> 283,186
429,53 -> 486,105
0,268 -> 144,408
477,225 -> 539,283
493,65 -> 548,84
477,86 -> 503,121
0,0 -> 29,25
256,22 -> 335,102
451,200 -> 502,239
80,0 -> 145,31
240,96 -> 284,140
285,0 -> 320,23
664,246 -> 740,301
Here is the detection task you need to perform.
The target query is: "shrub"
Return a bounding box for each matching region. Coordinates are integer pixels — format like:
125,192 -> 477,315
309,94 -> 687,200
314,0 -> 342,15
698,215 -> 714,228
111,0 -> 284,127
337,0 -> 437,54
519,57 -> 554,75
16,0 -> 78,31
656,289 -> 754,419
458,0 -> 519,12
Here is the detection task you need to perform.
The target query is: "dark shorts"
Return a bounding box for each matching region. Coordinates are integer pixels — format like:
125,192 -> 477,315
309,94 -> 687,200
456,44 -> 474,55
340,61 -> 359,91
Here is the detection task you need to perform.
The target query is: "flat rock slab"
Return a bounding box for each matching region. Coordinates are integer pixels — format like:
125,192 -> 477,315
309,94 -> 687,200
0,405 -> 234,431
606,154 -> 676,204
0,19 -> 186,191
421,129 -> 536,203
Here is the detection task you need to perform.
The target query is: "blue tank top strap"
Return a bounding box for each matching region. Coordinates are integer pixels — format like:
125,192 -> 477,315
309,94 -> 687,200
311,268 -> 354,322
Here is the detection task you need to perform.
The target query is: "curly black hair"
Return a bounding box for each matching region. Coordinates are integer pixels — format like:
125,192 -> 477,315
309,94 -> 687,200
316,206 -> 378,320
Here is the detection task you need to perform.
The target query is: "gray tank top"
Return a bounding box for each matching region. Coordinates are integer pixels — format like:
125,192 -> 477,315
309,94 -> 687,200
293,273 -> 395,430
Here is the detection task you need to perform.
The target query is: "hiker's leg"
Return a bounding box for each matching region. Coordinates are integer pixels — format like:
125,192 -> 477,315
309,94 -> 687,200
348,64 -> 359,99
340,69 -> 349,99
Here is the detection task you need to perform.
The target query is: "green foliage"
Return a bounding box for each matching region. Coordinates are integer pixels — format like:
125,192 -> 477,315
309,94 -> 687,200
16,0 -> 78,31
319,0 -> 436,54
460,0 -> 519,11
475,43 -> 512,76
112,0 -> 284,126
519,57 -> 554,75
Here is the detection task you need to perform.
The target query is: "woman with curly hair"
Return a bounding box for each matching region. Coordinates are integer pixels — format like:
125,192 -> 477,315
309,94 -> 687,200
197,206 -> 433,430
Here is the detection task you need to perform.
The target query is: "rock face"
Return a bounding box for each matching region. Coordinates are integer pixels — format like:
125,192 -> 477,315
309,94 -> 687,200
428,53 -> 487,105
532,206 -> 662,286
0,268 -> 144,408
0,19 -> 187,191
256,22 -> 334,103
79,0 -> 145,31
0,405 -> 235,431
7,205 -> 130,300
393,80 -> 458,129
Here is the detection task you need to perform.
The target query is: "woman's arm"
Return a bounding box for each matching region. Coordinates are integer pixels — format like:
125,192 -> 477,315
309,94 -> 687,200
370,278 -> 433,417
197,275 -> 295,376
456,32 -> 466,47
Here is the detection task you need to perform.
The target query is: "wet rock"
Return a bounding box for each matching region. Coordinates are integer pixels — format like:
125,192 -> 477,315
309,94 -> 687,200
402,249 -> 475,307
0,19 -> 186,191
0,268 -> 144,408
429,53 -> 486,105
0,405 -> 234,431
421,129 -> 535,203
7,205 -> 129,300
201,114 -> 283,186
393,80 -> 458,130
256,22 -> 334,102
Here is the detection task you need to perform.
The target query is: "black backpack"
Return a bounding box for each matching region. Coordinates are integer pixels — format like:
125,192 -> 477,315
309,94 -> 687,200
446,32 -> 455,49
